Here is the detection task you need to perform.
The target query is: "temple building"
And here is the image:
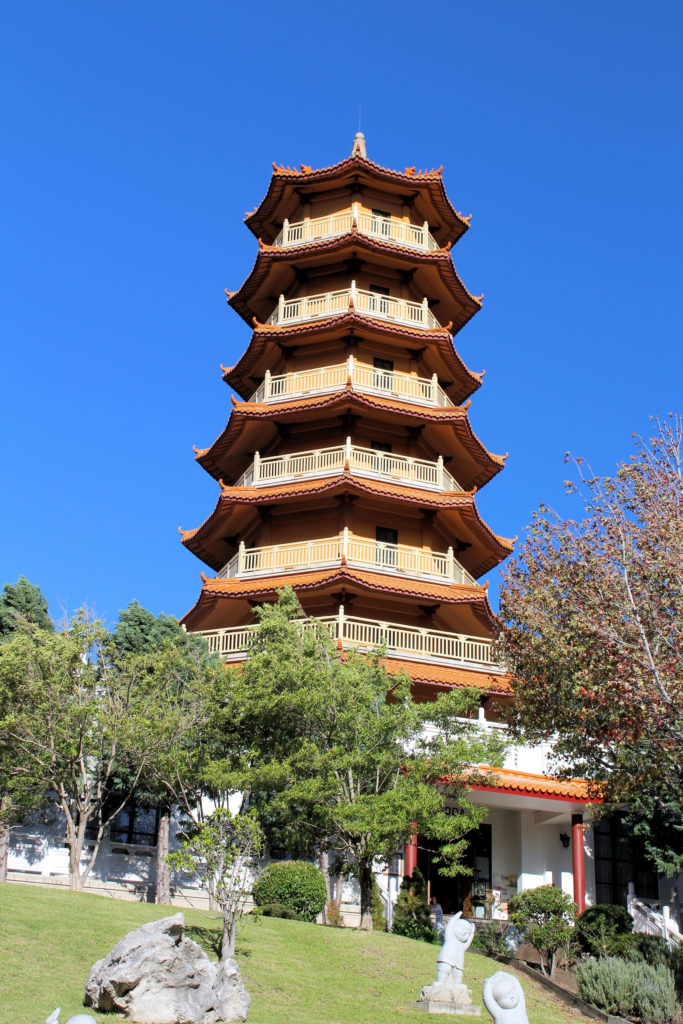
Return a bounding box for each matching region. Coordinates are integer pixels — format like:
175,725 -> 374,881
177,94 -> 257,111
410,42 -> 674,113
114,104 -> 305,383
8,138 -> 673,932
178,134 -> 598,923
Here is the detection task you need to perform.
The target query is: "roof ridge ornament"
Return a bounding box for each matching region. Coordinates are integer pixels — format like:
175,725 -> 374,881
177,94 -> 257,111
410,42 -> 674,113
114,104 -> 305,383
351,131 -> 367,158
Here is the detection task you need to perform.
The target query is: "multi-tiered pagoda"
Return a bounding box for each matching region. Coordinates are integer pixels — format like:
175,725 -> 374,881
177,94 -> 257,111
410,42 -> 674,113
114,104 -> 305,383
180,134 -> 514,716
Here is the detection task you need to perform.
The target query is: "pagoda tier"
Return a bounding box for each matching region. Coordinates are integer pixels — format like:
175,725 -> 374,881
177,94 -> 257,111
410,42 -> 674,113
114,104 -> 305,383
223,317 -> 484,406
245,156 -> 471,248
194,393 -> 505,491
227,232 -> 481,335
182,136 -> 511,704
179,476 -> 514,578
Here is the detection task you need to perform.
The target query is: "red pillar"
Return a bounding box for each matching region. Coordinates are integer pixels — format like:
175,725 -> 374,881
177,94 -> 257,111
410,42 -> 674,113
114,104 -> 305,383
572,813 -> 586,914
404,824 -> 418,876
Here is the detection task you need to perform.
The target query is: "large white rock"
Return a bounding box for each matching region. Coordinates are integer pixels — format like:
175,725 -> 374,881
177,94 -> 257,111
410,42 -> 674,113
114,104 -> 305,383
84,913 -> 250,1024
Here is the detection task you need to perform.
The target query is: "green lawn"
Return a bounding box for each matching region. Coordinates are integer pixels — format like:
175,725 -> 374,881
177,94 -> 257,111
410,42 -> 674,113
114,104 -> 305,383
0,883 -> 586,1023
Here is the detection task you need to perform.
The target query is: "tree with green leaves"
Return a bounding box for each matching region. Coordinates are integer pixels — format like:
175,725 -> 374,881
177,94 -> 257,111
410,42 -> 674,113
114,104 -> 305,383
0,576 -> 53,637
498,416 -> 683,874
0,611 -> 157,889
110,601 -> 216,903
235,587 -> 507,929
392,868 -> 437,943
508,885 -> 577,976
167,808 -> 264,960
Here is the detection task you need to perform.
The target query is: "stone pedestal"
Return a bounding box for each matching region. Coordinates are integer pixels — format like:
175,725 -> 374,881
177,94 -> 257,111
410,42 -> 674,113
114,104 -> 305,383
415,980 -> 481,1016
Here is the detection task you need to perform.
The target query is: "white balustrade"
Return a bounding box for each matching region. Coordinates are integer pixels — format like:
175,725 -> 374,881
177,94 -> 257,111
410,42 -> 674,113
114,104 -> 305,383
215,530 -> 475,587
273,205 -> 439,252
267,282 -> 441,331
249,357 -> 453,408
233,439 -> 462,493
197,609 -> 498,672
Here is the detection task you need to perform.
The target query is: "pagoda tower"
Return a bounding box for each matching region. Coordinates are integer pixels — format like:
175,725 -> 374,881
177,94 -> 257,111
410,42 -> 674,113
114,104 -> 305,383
180,134 -> 514,708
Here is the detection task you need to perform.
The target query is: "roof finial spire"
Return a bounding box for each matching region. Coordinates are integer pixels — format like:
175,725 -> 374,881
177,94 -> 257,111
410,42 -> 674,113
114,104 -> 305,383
351,131 -> 366,159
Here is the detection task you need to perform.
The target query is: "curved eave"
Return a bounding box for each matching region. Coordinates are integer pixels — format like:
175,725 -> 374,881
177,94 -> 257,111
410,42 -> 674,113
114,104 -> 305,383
180,474 -> 514,576
382,658 -> 513,697
469,767 -> 599,804
227,231 -> 481,333
181,566 -> 496,631
196,389 -> 505,489
245,155 -> 469,246
224,315 -> 483,405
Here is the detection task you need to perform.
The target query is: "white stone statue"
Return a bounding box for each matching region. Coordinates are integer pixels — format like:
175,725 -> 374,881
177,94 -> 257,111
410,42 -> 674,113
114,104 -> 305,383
436,911 -> 476,985
45,1012 -> 96,1024
417,912 -> 480,1014
482,971 -> 529,1024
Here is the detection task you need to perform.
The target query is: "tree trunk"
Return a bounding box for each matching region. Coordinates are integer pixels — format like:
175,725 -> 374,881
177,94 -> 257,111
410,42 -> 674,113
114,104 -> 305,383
221,917 -> 235,960
155,806 -> 172,905
0,813 -> 9,883
358,859 -> 374,931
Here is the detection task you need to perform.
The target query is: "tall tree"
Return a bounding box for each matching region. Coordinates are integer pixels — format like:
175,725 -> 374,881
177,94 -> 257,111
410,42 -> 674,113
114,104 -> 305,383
110,601 -> 213,903
0,611 -> 155,889
0,576 -> 53,637
498,415 -> 683,872
234,588 -> 507,929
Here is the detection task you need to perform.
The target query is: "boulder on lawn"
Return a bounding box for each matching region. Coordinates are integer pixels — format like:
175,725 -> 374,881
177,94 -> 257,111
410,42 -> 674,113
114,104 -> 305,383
84,913 -> 249,1024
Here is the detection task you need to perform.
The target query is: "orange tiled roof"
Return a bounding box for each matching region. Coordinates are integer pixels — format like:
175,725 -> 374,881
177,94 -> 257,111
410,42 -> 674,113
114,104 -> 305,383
470,767 -> 598,803
223,314 -> 483,404
196,389 -> 505,489
227,232 -> 480,332
245,154 -> 470,246
382,658 -> 513,695
180,474 -> 513,577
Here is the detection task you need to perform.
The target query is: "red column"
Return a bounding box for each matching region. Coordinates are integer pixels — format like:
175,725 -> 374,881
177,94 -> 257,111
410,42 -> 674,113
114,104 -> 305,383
404,824 -> 418,876
572,813 -> 586,914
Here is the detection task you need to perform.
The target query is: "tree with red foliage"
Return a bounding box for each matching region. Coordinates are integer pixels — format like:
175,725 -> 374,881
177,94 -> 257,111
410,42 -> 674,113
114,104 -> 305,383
498,416 -> 683,872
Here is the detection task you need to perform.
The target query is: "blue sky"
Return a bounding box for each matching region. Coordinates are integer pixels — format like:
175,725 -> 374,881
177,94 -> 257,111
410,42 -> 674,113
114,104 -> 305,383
2,2 -> 681,625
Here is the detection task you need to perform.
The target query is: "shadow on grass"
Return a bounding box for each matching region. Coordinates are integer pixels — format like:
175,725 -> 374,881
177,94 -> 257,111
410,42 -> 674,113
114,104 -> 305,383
185,924 -> 222,959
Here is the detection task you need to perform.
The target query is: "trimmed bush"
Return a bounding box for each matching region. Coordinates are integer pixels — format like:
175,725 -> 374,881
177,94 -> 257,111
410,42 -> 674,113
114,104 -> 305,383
574,903 -> 633,958
259,902 -> 301,920
252,860 -> 327,922
508,885 -> 576,976
576,956 -> 678,1023
371,875 -> 386,932
392,868 -> 437,943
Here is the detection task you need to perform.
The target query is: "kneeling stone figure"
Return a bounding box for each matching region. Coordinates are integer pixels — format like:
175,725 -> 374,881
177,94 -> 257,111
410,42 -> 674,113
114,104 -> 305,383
417,913 -> 480,1015
482,972 -> 529,1024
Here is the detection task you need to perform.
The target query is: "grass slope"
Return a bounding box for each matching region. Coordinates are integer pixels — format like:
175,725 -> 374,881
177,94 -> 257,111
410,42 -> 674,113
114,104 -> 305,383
0,884 -> 585,1023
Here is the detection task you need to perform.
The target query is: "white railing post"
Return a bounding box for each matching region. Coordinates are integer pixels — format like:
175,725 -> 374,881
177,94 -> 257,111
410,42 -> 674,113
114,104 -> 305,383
431,372 -> 438,404
423,221 -> 429,248
263,368 -> 271,401
352,202 -> 359,227
337,604 -> 345,643
345,435 -> 352,465
422,297 -> 429,326
278,294 -> 285,323
348,352 -> 354,383
253,451 -> 261,482
238,541 -> 246,575
447,546 -> 454,581
350,279 -> 357,308
282,218 -> 289,244
437,455 -> 444,489
342,526 -> 349,561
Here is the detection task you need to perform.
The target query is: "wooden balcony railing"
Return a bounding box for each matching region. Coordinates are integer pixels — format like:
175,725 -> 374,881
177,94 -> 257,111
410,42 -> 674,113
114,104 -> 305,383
197,608 -> 498,672
266,281 -> 441,331
216,528 -> 476,587
233,438 -> 463,493
249,355 -> 454,408
273,204 -> 439,252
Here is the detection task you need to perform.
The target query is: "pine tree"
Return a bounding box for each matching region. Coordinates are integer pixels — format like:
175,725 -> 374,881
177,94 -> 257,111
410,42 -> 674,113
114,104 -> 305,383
392,868 -> 437,943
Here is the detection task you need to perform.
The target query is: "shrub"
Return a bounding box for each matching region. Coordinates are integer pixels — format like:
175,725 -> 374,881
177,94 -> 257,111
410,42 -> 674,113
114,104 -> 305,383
325,899 -> 344,927
574,903 -> 633,957
471,925 -> 507,956
371,875 -> 386,932
508,885 -> 577,976
252,860 -> 327,922
392,868 -> 437,943
259,902 -> 301,920
576,956 -> 678,1023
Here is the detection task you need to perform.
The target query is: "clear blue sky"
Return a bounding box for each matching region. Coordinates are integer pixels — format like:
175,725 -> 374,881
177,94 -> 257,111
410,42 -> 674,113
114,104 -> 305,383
2,2 -> 681,625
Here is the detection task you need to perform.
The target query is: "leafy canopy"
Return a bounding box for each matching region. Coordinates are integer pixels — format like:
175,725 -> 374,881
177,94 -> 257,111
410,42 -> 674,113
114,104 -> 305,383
0,576 -> 53,637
